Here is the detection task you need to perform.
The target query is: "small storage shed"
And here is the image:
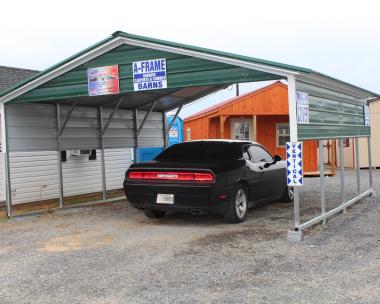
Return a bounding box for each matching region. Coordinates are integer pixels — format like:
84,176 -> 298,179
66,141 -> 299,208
136,115 -> 183,162
184,82 -> 318,173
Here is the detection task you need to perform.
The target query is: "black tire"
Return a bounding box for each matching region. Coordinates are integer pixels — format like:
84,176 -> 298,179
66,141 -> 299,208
144,208 -> 167,219
280,186 -> 294,203
224,185 -> 248,223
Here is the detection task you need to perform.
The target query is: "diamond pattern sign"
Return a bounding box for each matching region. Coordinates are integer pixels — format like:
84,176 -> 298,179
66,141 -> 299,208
286,142 -> 303,186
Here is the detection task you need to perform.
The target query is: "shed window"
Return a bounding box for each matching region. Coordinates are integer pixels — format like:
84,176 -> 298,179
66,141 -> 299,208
186,128 -> 191,141
277,123 -> 290,147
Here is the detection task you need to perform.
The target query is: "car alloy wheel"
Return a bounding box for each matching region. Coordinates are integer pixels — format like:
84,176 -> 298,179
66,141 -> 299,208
235,189 -> 247,219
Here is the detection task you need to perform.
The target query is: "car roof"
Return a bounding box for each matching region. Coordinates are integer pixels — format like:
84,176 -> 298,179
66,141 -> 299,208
185,139 -> 256,145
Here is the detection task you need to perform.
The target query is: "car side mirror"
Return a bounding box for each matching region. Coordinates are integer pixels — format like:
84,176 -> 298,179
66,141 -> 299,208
273,155 -> 281,162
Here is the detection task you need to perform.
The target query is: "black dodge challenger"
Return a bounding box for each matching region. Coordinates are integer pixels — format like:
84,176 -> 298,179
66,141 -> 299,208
123,140 -> 293,223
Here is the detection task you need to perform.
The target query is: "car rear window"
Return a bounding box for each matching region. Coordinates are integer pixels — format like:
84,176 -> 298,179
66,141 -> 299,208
155,142 -> 243,161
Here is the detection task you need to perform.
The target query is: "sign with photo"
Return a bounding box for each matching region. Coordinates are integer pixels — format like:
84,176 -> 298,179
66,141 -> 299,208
286,142 -> 303,186
87,65 -> 119,96
133,58 -> 167,91
296,91 -> 309,124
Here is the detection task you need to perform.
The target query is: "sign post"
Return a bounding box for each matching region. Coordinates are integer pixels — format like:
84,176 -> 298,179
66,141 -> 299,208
286,142 -> 303,187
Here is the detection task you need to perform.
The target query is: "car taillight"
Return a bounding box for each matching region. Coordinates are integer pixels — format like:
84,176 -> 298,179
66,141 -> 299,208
128,171 -> 214,182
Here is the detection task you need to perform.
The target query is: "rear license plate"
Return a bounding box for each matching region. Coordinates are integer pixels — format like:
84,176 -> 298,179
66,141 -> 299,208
156,194 -> 174,204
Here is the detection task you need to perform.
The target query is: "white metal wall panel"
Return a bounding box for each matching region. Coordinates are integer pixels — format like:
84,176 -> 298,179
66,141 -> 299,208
9,151 -> 60,204
105,148 -> 133,190
6,148 -> 132,205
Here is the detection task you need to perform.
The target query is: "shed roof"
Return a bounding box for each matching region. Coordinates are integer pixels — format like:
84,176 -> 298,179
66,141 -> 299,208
185,81 -> 287,121
0,66 -> 38,93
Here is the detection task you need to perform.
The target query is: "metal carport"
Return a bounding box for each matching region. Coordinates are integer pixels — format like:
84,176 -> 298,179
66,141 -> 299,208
0,31 -> 378,240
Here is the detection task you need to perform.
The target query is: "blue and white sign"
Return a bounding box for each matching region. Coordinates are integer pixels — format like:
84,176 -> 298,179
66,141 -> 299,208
364,106 -> 370,127
169,126 -> 179,139
286,142 -> 303,186
296,91 -> 309,124
133,58 -> 167,91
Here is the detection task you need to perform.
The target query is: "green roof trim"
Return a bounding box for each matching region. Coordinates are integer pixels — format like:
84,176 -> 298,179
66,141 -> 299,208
112,31 -> 312,74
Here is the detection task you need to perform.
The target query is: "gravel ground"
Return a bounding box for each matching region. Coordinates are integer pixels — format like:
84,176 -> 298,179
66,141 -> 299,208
0,169 -> 379,304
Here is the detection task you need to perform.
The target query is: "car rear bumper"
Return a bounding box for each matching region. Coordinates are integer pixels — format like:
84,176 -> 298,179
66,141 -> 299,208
124,182 -> 229,214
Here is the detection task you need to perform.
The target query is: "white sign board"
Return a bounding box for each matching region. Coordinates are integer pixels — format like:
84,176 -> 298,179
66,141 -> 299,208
133,58 -> 167,91
296,91 -> 309,124
286,142 -> 303,186
169,126 -> 179,139
364,106 -> 370,127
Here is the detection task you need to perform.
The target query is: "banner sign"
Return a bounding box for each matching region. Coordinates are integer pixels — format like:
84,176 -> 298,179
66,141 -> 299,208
87,65 -> 119,96
133,58 -> 167,91
296,91 -> 309,124
364,106 -> 370,126
169,126 -> 179,139
286,142 -> 303,186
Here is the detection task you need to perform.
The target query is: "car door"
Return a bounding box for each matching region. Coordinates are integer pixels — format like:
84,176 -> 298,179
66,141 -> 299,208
241,145 -> 263,202
248,145 -> 284,200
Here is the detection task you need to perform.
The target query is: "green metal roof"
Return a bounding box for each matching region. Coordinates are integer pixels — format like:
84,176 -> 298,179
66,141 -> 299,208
0,31 -> 312,101
112,31 -> 312,74
1,31 -> 378,105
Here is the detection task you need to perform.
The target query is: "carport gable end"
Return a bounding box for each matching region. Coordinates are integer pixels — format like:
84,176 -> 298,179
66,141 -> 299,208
0,31 -> 307,106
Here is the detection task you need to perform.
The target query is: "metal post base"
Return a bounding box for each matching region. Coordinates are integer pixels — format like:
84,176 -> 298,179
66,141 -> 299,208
287,230 -> 302,242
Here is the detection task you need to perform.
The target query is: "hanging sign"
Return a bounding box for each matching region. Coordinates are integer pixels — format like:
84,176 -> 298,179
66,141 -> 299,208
296,91 -> 309,124
364,106 -> 370,126
169,126 -> 179,139
87,65 -> 119,96
133,58 -> 167,91
286,142 -> 303,186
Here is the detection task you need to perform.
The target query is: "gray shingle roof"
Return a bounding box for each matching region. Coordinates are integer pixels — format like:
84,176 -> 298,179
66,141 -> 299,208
0,65 -> 39,93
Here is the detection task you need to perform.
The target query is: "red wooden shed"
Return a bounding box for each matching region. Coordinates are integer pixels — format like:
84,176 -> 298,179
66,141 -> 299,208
183,81 -> 318,173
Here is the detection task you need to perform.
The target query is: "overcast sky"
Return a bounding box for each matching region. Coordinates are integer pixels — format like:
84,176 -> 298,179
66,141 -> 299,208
1,0 -> 379,117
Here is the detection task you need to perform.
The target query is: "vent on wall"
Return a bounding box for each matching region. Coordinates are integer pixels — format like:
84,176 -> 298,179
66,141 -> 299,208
70,149 -> 91,157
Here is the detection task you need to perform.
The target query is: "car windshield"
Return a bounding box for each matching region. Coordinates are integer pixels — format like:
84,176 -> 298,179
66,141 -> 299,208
155,142 -> 243,162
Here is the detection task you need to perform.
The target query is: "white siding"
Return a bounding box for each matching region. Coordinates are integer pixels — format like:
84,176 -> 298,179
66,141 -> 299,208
5,148 -> 132,205
0,152 -> 4,201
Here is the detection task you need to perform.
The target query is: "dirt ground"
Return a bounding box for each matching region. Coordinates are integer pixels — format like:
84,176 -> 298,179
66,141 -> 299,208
0,169 -> 379,303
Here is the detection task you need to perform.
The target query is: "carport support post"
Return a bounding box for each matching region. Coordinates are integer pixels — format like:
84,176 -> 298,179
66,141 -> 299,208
319,140 -> 326,225
339,139 -> 346,214
286,75 -> 302,242
56,104 -> 64,208
99,107 -> 107,200
162,112 -> 168,148
134,109 -> 140,163
1,104 -> 12,217
367,137 -> 373,190
355,137 -> 360,193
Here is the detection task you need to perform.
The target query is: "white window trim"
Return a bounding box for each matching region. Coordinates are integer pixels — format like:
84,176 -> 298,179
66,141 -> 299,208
230,118 -> 252,141
276,123 -> 290,147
